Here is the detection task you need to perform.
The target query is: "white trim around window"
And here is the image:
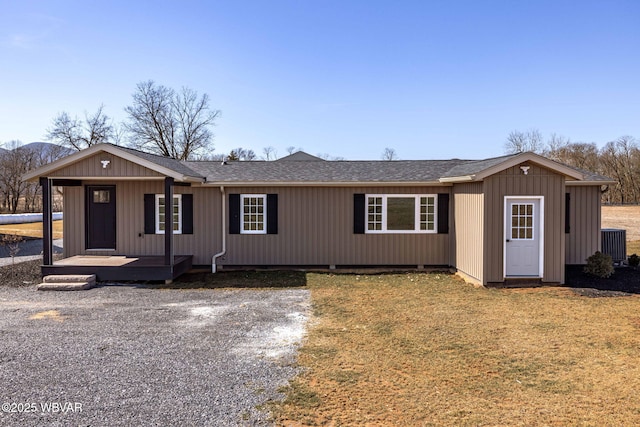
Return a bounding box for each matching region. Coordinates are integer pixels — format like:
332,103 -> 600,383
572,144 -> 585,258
241,194 -> 267,234
155,194 -> 182,234
365,194 -> 437,234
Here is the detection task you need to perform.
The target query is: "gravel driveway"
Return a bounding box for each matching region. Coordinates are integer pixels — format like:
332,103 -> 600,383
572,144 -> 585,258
0,284 -> 310,426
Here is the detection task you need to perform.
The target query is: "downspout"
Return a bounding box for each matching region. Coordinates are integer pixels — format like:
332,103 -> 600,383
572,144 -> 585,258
212,186 -> 226,273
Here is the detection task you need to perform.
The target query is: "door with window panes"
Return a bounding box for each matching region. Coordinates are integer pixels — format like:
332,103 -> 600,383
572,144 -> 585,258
505,198 -> 541,277
86,185 -> 116,249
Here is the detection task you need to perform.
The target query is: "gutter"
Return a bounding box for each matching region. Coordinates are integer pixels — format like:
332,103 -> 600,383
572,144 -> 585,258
211,186 -> 226,273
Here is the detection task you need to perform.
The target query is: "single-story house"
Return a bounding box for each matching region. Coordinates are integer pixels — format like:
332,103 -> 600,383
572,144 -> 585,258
23,143 -> 614,285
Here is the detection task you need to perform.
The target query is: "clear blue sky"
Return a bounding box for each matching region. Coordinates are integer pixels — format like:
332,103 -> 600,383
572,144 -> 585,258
1,0 -> 638,160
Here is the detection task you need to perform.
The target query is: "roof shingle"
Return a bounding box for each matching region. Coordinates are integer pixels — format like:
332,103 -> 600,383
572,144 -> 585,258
186,159 -> 469,183
113,145 -> 205,178
107,145 -> 614,184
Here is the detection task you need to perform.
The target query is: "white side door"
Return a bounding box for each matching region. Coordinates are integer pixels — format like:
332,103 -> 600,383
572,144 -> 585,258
505,198 -> 542,277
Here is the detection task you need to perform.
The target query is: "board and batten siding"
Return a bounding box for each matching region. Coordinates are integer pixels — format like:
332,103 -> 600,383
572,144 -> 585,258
48,153 -> 164,178
452,182 -> 484,283
483,164 -> 566,284
62,186 -> 82,259
220,186 -> 452,267
64,183 -> 451,267
64,181 -> 221,265
565,186 -> 601,264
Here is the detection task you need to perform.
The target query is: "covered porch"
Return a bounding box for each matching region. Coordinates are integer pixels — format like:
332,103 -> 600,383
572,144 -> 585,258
21,144 -> 208,284
37,175 -> 192,283
42,255 -> 193,282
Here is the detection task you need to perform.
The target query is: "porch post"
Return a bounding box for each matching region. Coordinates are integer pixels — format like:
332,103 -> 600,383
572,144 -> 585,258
39,177 -> 53,266
164,177 -> 174,268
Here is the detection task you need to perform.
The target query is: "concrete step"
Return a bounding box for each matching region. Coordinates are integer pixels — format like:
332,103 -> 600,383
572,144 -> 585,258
37,281 -> 93,291
37,274 -> 96,291
43,274 -> 96,285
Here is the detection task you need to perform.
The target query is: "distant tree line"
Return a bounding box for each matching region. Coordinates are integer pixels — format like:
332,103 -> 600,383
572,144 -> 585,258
0,142 -> 68,213
505,129 -> 640,204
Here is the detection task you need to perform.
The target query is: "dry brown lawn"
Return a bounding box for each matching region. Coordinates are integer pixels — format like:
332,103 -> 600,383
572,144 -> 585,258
0,220 -> 63,239
602,205 -> 640,254
275,273 -> 640,426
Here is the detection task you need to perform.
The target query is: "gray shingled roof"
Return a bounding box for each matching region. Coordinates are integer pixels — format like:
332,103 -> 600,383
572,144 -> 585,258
107,145 -> 612,184
276,151 -> 326,162
442,153 -> 612,182
185,159 -> 469,183
440,153 -> 520,178
565,165 -> 612,182
112,145 -> 205,178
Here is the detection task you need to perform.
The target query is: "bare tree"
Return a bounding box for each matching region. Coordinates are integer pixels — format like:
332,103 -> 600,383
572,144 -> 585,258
46,104 -> 115,150
112,122 -> 126,145
600,136 -> 640,204
501,129 -> 640,204
286,146 -> 303,155
174,86 -> 219,160
381,147 -> 399,160
228,148 -> 257,161
504,129 -> 544,154
0,234 -> 23,264
316,153 -> 345,161
124,80 -> 220,160
262,146 -> 277,160
546,142 -> 599,172
0,141 -> 38,213
545,133 -> 570,154
0,141 -> 68,213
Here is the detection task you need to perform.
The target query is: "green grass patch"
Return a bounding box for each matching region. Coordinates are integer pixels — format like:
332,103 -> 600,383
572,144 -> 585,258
280,381 -> 322,409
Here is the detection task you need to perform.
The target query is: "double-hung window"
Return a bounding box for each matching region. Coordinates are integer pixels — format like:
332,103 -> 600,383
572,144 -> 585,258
229,193 -> 277,235
156,194 -> 182,234
366,194 -> 436,233
241,194 -> 267,234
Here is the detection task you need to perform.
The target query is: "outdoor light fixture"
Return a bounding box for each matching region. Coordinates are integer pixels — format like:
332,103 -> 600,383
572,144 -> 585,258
520,165 -> 530,175
100,160 -> 111,169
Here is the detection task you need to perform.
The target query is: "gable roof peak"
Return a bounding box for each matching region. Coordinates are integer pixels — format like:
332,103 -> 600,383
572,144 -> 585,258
276,151 -> 326,162
22,142 -> 205,182
440,151 -> 584,182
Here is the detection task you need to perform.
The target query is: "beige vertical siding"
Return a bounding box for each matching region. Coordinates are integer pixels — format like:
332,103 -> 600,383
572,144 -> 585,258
63,186 -> 83,258
63,181 -> 222,265
63,183 -> 451,267
452,182 -> 484,283
220,186 -> 452,266
48,153 -> 164,178
483,164 -> 566,284
565,186 -> 601,264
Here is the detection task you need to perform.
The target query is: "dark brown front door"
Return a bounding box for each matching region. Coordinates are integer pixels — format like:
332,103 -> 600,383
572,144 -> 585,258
86,185 -> 116,250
